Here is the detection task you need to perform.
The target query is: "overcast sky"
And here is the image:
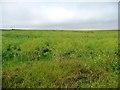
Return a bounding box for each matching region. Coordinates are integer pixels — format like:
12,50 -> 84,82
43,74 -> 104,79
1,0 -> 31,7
0,0 -> 118,30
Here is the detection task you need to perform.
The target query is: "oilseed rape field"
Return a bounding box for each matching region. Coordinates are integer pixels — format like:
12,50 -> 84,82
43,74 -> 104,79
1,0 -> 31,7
2,30 -> 119,88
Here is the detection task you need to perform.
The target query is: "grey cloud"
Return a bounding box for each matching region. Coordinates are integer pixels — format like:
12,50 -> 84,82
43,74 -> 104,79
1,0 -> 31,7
1,2 -> 118,30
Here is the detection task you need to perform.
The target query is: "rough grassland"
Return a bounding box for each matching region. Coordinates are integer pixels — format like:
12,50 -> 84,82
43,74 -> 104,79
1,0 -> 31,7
2,30 -> 119,88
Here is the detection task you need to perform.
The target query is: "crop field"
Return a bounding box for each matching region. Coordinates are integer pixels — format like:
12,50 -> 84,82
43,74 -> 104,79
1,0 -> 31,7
2,30 -> 119,88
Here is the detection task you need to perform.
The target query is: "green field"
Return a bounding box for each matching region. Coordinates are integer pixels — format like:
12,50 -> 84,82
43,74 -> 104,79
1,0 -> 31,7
2,30 -> 119,88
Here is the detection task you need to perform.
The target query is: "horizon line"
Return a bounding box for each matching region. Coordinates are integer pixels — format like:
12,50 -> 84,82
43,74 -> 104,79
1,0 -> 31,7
0,29 -> 118,31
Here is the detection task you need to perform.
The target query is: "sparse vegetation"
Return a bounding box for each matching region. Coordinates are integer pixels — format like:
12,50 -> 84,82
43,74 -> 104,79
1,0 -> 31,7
2,30 -> 119,88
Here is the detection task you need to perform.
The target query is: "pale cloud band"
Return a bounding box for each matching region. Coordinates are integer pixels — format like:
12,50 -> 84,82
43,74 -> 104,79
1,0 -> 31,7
1,0 -> 120,3
0,1 -> 118,30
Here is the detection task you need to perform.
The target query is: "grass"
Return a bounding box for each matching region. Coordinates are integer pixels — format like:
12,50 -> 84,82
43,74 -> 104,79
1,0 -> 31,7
2,30 -> 119,88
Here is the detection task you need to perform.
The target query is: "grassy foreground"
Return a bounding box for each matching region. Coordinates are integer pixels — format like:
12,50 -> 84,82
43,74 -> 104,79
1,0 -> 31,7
2,30 -> 119,88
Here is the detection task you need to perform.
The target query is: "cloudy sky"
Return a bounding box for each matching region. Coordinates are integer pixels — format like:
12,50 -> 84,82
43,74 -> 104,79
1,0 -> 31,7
0,0 -> 118,30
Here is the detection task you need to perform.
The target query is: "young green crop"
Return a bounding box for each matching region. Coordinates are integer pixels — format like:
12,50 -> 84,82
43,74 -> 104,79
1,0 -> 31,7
2,30 -> 119,88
